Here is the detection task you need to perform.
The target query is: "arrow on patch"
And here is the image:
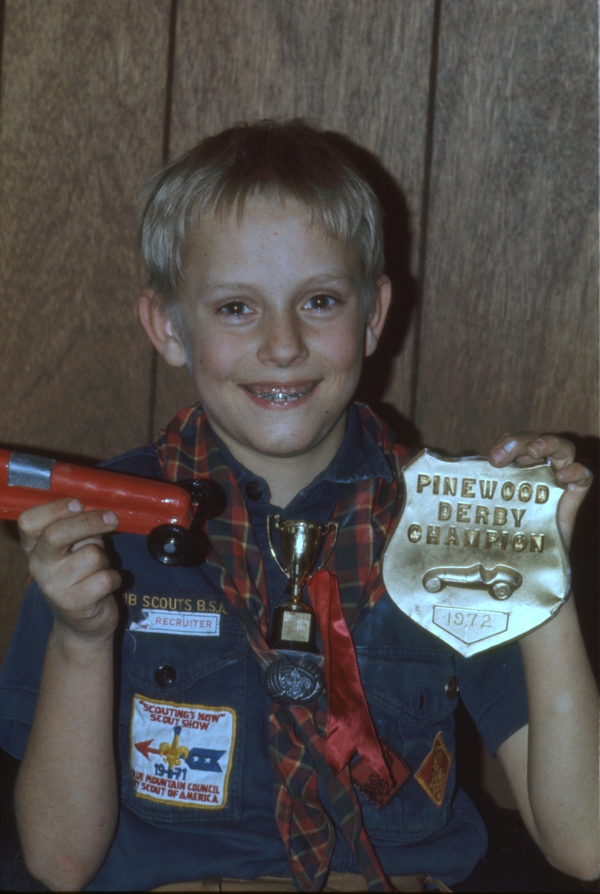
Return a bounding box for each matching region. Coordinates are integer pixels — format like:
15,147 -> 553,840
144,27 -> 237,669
183,748 -> 225,772
134,739 -> 164,761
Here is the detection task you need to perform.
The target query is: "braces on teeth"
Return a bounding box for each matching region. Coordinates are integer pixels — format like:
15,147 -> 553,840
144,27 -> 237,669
256,387 -> 311,400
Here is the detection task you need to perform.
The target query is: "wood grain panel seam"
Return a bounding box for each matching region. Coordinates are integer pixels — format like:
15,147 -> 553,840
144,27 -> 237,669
148,0 -> 179,443
410,0 -> 442,424
0,0 -> 5,113
162,0 -> 178,165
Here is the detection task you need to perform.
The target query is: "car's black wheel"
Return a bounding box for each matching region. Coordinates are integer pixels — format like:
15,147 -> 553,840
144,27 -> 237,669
177,478 -> 220,518
147,524 -> 193,565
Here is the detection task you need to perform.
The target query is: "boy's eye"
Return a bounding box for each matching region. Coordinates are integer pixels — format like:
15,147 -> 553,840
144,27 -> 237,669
304,293 -> 338,312
218,300 -> 252,316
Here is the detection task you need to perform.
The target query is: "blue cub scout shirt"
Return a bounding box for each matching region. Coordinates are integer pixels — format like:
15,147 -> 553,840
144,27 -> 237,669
0,407 -> 529,891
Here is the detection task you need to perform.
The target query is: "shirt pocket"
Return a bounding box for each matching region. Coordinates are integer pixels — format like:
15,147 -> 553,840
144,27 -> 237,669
355,645 -> 458,843
118,608 -> 249,825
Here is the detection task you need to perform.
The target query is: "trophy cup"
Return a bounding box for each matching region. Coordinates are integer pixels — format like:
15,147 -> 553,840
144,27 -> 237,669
264,516 -> 338,705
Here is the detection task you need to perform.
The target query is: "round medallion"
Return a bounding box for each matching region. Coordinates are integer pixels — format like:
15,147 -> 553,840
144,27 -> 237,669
264,656 -> 324,705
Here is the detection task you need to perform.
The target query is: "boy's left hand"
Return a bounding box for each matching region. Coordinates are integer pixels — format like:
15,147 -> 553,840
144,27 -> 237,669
488,433 -> 593,549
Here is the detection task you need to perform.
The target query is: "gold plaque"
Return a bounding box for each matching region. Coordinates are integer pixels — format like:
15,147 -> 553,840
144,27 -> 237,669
383,450 -> 570,657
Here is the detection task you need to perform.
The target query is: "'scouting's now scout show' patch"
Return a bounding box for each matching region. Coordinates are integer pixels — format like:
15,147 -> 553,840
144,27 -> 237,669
130,695 -> 236,809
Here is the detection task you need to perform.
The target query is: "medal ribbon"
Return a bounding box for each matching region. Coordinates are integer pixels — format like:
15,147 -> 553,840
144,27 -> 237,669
308,569 -> 391,782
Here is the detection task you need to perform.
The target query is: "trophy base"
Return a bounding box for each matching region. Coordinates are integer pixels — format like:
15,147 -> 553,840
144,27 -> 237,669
268,602 -> 319,654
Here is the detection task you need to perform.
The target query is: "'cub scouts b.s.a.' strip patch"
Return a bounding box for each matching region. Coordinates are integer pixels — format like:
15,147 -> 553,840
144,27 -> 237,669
130,695 -> 236,809
414,731 -> 452,807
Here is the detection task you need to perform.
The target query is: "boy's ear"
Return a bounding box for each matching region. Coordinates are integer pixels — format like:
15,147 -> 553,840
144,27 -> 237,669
364,276 -> 392,357
138,289 -> 187,368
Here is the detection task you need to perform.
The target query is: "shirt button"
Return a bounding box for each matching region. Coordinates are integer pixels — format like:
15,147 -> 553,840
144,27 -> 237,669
155,665 -> 177,687
245,480 -> 263,501
445,676 -> 459,700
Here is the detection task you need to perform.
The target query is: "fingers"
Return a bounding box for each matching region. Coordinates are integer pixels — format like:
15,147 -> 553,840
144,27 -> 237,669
488,430 -> 593,496
553,461 -> 593,492
487,432 -> 593,550
30,540 -> 112,597
18,499 -> 122,638
489,432 -> 576,470
18,499 -> 118,555
53,562 -> 123,616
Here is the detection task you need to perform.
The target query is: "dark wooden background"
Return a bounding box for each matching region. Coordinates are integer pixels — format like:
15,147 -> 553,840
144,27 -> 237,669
0,0 -> 597,806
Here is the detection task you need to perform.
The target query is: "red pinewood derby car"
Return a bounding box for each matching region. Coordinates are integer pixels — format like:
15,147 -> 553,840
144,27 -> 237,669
0,449 -> 218,564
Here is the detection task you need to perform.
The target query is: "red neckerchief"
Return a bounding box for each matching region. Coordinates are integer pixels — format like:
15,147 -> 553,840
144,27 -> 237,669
155,403 -> 409,892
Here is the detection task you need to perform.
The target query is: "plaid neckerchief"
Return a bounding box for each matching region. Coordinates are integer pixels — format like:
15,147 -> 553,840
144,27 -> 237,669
155,403 -> 409,892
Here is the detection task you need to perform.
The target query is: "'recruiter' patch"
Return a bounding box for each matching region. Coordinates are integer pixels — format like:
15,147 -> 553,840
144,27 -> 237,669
130,695 -> 236,809
414,731 -> 452,807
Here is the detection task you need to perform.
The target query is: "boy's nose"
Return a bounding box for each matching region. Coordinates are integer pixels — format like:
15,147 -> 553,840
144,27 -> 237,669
257,311 -> 308,367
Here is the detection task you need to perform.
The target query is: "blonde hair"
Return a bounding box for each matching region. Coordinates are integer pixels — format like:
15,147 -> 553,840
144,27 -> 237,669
139,120 -> 384,314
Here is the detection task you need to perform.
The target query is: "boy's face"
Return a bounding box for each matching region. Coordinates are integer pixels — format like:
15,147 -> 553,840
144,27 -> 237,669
144,195 -> 390,476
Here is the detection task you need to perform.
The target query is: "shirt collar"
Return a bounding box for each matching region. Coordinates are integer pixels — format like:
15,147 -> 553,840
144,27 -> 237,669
318,403 -> 393,486
208,403 -> 393,507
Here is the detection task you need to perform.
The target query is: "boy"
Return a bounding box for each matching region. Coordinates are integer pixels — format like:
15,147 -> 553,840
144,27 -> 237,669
1,121 -> 597,892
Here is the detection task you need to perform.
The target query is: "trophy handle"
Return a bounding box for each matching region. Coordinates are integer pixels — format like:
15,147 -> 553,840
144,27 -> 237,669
267,515 -> 287,575
314,521 -> 339,573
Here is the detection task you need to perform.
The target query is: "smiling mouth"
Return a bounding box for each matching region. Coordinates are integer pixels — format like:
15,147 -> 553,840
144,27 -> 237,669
244,384 -> 315,403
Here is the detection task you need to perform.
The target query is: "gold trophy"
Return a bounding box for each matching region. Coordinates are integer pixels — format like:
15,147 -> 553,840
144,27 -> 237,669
267,516 -> 338,652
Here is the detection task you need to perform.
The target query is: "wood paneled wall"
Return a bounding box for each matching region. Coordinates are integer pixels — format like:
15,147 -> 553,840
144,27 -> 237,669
1,0 -> 597,670
419,0 -> 598,454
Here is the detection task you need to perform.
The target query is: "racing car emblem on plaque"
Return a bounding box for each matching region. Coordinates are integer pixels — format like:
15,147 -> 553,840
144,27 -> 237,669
383,450 -> 570,657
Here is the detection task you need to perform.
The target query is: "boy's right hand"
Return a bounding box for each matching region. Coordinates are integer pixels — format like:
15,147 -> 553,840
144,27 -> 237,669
18,499 -> 121,640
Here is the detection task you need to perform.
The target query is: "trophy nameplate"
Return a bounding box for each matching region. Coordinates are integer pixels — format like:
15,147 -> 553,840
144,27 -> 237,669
383,450 -> 570,657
